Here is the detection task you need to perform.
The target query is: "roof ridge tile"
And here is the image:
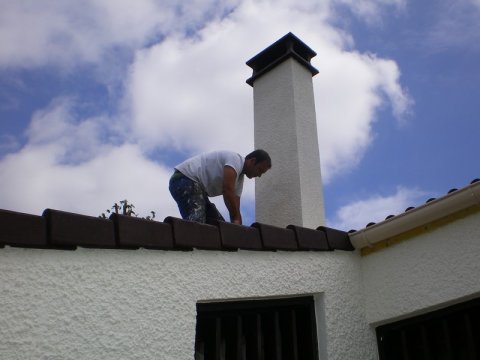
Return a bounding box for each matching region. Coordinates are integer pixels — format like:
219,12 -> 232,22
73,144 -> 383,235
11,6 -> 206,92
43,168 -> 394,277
164,216 -> 222,250
251,222 -> 298,251
1,208 -> 353,253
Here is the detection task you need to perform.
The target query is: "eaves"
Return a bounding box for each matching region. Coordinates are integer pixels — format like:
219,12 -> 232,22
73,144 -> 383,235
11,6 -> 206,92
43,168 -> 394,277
349,179 -> 480,255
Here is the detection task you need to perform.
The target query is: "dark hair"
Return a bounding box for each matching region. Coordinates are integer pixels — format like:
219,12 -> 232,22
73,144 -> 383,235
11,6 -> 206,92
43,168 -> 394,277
246,149 -> 271,167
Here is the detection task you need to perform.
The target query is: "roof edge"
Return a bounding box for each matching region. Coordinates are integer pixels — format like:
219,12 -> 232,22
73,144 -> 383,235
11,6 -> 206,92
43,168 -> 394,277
349,180 -> 480,250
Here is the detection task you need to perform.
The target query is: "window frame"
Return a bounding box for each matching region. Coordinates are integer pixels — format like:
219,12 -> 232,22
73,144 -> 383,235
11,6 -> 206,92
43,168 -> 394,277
195,295 -> 319,360
376,297 -> 480,360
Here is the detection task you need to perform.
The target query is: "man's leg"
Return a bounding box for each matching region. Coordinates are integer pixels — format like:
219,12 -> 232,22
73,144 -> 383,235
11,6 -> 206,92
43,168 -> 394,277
205,200 -> 226,224
169,172 -> 207,223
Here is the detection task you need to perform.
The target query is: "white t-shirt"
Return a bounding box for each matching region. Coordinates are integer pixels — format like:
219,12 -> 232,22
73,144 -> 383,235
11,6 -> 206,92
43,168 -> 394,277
175,151 -> 245,197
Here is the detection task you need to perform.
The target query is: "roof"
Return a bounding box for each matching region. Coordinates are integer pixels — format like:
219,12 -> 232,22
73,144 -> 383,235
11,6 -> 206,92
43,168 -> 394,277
350,178 -> 480,253
0,208 -> 354,252
4,179 -> 477,254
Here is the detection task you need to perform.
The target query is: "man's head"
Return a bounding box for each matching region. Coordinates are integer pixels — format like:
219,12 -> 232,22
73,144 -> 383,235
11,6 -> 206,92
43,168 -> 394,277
243,149 -> 272,179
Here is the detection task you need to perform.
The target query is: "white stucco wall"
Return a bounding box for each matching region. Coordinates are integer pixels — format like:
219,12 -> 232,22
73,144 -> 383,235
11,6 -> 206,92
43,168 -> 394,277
0,249 -> 376,360
253,58 -> 325,228
361,211 -> 480,325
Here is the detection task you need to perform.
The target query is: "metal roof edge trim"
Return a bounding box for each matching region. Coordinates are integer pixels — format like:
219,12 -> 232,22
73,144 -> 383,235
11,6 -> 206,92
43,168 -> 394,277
349,180 -> 480,250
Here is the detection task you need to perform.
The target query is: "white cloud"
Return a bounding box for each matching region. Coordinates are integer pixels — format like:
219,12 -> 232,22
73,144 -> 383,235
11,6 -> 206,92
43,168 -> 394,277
423,0 -> 480,52
0,0 -> 241,68
0,0 -> 413,223
0,134 -> 20,154
126,29 -> 255,155
0,141 -> 178,219
314,50 -> 412,181
328,186 -> 429,231
25,97 -> 112,164
333,0 -> 406,25
126,0 -> 412,181
0,97 -> 178,219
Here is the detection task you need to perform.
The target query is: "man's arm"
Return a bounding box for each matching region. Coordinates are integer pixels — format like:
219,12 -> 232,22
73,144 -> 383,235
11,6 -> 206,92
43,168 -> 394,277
223,166 -> 242,224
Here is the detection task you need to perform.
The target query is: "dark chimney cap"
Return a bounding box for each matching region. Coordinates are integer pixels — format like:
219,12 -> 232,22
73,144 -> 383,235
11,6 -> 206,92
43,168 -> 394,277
246,32 -> 319,86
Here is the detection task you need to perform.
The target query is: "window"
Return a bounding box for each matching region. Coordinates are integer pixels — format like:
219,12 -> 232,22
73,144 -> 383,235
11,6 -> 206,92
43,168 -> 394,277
376,297 -> 480,360
195,296 -> 319,360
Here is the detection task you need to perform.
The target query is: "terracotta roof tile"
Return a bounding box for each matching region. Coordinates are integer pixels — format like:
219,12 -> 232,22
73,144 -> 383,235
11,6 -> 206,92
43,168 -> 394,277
0,208 -> 354,253
216,221 -> 263,251
287,225 -> 331,251
43,209 -> 115,249
110,213 -> 174,250
164,216 -> 222,250
318,226 -> 355,251
0,209 -> 47,248
252,222 -> 298,250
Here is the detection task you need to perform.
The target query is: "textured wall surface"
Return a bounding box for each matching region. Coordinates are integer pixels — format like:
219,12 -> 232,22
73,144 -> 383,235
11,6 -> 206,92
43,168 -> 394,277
253,57 -> 325,228
0,249 -> 376,360
361,211 -> 480,325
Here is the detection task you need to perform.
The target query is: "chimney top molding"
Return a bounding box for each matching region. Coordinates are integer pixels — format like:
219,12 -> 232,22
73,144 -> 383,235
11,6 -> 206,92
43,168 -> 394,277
246,32 -> 319,86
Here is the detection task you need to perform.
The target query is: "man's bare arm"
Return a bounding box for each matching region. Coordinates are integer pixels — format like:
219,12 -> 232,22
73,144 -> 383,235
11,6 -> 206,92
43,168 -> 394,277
223,166 -> 242,224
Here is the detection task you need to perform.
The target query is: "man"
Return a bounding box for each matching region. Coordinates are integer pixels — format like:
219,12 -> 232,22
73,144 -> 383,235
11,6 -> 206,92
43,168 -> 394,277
169,150 -> 271,225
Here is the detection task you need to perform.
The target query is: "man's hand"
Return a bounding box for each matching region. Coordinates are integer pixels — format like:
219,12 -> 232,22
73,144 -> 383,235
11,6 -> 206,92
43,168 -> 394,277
223,166 -> 242,225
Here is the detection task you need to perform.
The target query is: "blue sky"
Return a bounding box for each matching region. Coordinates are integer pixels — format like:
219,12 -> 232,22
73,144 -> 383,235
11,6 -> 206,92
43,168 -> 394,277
0,0 -> 478,231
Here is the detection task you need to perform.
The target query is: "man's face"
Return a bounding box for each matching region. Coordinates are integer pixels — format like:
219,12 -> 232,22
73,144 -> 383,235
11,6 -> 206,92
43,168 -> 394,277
245,159 -> 271,179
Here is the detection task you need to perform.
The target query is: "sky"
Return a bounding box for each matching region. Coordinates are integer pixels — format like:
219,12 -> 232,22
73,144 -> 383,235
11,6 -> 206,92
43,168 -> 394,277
0,0 -> 479,231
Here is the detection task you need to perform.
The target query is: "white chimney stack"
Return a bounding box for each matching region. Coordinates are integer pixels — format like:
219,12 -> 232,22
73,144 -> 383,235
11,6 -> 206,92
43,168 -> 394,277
246,33 -> 325,228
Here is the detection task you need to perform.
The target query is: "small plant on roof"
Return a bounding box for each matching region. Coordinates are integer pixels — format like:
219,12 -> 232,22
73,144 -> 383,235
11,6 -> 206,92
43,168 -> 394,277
99,199 -> 156,220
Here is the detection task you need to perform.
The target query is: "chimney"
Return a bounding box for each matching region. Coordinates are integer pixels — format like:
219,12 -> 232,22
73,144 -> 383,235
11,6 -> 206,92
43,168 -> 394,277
246,33 -> 325,228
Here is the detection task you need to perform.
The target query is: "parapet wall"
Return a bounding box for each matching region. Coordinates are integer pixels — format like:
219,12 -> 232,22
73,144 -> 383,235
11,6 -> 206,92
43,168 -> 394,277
0,208 -> 374,360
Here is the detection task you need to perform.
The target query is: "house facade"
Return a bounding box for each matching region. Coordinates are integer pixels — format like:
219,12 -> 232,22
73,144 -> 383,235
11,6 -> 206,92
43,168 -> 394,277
1,34 -> 479,360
